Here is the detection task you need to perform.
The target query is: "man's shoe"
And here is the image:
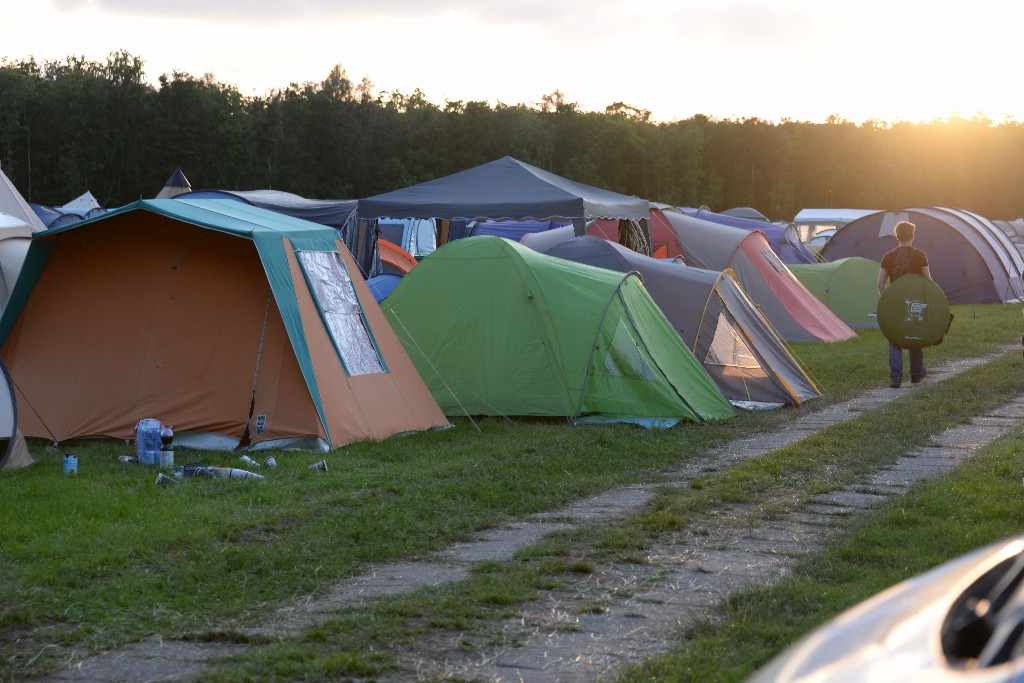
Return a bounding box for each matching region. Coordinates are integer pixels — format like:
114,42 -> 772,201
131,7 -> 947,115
890,381 -> 901,388
911,371 -> 926,384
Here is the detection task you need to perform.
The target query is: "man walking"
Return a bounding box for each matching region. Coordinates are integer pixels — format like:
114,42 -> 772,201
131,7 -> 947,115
877,221 -> 933,388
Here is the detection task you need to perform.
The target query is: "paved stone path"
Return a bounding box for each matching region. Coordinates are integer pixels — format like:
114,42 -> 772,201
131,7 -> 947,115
40,348 -> 1023,682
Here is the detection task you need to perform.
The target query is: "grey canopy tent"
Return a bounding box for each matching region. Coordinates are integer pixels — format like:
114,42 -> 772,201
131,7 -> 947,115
357,156 -> 653,255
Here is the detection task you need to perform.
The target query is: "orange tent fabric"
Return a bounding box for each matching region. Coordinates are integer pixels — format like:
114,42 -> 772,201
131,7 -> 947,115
377,239 -> 418,275
0,199 -> 449,451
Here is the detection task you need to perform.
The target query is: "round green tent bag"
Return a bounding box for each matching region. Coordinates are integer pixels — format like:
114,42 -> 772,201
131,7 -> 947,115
877,274 -> 952,349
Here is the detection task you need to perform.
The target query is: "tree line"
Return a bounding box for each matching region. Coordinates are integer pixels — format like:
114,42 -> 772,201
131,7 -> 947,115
3,51 -> 1024,222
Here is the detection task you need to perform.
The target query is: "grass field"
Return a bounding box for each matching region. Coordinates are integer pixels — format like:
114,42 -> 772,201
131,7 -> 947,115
1,303 -> 1021,681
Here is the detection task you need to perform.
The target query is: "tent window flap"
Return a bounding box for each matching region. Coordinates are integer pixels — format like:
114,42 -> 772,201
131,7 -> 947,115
298,250 -> 385,376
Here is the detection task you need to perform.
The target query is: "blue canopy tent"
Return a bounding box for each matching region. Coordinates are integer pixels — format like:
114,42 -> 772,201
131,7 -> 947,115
357,156 -> 653,255
680,206 -> 818,265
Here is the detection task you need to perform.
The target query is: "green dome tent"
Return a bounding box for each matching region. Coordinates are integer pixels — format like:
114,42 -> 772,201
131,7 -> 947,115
380,236 -> 735,426
788,257 -> 882,329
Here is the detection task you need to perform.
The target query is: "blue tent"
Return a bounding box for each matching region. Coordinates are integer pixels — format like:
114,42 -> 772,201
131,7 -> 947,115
367,273 -> 403,303
468,219 -> 572,241
680,206 -> 818,264
822,207 -> 1024,304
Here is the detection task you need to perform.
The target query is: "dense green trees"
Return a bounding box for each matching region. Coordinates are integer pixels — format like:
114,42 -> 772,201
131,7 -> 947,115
2,52 -> 1023,221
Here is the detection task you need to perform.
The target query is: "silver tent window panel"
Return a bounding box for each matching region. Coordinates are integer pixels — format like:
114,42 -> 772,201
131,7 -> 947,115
705,313 -> 763,374
298,251 -> 384,376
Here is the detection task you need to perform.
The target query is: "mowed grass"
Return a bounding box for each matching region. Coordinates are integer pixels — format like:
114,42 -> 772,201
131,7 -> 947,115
0,303 -> 1021,680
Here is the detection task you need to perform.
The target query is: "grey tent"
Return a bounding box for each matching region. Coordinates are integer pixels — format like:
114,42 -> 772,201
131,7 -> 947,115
661,209 -> 857,343
357,156 -> 652,253
538,236 -> 821,407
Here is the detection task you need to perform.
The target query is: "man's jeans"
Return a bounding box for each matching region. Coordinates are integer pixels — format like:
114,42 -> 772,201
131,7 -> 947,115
889,342 -> 924,384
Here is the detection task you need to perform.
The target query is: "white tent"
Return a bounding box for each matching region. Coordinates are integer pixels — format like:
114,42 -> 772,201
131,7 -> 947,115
0,169 -> 44,314
0,359 -> 33,473
0,168 -> 46,232
58,191 -> 102,214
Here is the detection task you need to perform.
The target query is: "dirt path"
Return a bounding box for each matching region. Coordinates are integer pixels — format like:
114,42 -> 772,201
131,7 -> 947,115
40,348 -> 1022,683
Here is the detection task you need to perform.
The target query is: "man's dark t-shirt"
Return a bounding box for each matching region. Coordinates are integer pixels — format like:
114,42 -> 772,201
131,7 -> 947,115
880,245 -> 928,282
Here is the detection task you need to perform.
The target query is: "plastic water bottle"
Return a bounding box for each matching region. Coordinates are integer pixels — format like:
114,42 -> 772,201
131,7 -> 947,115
63,453 -> 78,474
134,418 -> 162,466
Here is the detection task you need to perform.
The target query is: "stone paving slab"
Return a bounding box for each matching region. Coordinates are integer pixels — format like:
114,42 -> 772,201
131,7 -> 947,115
932,424 -> 1008,448
439,522 -> 574,562
801,502 -> 858,516
45,639 -> 246,683
811,490 -> 889,509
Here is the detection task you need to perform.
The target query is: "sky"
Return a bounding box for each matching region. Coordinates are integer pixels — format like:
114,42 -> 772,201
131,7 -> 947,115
2,1 -> 1022,125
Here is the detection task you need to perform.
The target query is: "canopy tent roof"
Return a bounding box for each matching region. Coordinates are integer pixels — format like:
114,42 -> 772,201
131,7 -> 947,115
358,156 -> 650,223
537,236 -> 821,407
794,208 -> 880,225
821,207 -> 1024,304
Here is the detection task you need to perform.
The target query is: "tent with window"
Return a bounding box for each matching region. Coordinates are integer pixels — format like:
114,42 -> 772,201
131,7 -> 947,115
662,209 -> 856,343
380,235 -> 734,426
0,198 -> 449,451
537,236 -> 820,407
788,257 -> 882,329
358,155 -> 653,254
821,207 -> 1024,304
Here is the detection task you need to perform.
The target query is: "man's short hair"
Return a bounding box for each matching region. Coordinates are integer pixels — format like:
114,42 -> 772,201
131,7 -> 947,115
894,221 -> 916,242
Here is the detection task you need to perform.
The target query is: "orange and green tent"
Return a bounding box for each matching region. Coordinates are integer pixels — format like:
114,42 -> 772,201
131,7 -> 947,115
0,198 -> 449,451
